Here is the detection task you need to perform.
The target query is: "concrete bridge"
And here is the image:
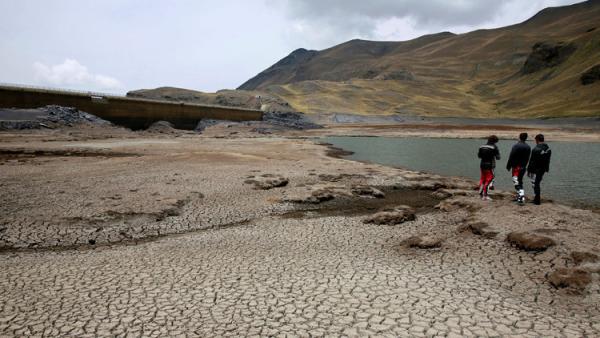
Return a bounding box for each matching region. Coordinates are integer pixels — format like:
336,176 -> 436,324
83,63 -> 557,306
0,84 -> 263,130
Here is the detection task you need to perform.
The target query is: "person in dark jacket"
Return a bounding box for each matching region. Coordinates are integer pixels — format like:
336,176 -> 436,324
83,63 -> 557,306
527,134 -> 552,205
478,135 -> 500,200
506,133 -> 531,204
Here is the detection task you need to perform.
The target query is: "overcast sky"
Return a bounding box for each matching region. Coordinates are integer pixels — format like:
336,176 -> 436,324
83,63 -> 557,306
0,0 -> 582,94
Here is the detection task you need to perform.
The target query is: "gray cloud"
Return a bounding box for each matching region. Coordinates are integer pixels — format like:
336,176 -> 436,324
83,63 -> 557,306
0,0 -> 585,92
284,0 -> 505,26
274,0 -> 583,48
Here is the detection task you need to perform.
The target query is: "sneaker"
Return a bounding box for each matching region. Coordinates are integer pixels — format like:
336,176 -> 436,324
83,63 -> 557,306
482,196 -> 493,201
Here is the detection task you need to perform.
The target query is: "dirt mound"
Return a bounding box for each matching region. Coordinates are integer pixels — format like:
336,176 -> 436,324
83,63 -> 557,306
506,231 -> 556,251
363,206 -> 416,225
146,121 -> 178,134
403,235 -> 444,249
547,268 -> 592,291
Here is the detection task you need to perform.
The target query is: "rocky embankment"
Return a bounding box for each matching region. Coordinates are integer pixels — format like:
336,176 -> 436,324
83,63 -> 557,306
0,105 -> 113,130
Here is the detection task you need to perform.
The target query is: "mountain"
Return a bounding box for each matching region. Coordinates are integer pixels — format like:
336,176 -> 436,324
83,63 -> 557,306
239,0 -> 600,118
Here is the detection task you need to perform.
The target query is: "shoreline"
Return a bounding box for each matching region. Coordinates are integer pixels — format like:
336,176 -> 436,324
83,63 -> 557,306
293,122 -> 600,143
319,138 -> 600,212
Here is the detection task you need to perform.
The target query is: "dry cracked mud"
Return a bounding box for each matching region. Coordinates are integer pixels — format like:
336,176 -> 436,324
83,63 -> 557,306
0,128 -> 599,337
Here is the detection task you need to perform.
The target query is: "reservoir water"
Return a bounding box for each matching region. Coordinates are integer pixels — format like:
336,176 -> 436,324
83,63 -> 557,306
325,136 -> 600,208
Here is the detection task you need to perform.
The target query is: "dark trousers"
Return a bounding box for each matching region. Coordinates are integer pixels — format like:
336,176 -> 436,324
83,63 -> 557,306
531,171 -> 545,197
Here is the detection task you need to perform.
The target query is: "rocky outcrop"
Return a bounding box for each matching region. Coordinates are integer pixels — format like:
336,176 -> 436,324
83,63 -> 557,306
374,70 -> 415,81
0,106 -> 112,130
581,64 -> 600,85
262,111 -> 322,130
363,206 -> 416,225
506,231 -> 556,251
521,42 -> 576,74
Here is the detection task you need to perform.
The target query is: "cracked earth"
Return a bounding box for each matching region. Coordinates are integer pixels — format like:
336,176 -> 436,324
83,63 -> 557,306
1,129 -> 599,337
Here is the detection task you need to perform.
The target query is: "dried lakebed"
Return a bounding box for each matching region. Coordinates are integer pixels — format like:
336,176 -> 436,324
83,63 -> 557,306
0,132 -> 599,337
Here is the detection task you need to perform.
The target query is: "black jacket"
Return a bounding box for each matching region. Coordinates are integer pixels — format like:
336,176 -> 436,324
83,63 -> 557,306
528,143 -> 551,173
506,141 -> 531,170
478,143 -> 500,170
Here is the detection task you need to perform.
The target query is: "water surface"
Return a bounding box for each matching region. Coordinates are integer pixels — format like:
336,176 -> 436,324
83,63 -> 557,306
325,136 -> 600,208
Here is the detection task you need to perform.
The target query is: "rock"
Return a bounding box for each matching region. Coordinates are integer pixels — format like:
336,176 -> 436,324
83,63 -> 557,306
547,268 -> 592,291
245,176 -> 289,190
521,42 -> 576,74
467,222 -> 499,238
262,111 -> 322,130
403,235 -> 443,249
581,64 -> 600,85
571,251 -> 599,265
506,231 -> 556,251
363,206 -> 415,225
351,185 -> 385,198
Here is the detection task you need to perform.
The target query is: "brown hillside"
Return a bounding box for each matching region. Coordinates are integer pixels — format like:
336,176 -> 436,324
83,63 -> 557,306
239,0 -> 600,118
127,87 -> 294,113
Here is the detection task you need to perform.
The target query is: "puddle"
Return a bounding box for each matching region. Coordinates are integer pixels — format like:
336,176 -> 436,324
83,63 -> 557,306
281,187 -> 441,219
65,140 -> 179,149
0,149 -> 136,160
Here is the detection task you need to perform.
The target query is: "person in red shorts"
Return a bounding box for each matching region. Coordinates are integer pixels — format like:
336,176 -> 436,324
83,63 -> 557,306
506,133 -> 531,204
478,135 -> 500,201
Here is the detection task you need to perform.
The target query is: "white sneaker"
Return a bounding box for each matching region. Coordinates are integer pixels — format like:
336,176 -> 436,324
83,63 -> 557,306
482,196 -> 493,201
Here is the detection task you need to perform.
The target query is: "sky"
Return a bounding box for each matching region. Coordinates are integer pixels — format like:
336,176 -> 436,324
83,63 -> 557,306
0,0 -> 583,94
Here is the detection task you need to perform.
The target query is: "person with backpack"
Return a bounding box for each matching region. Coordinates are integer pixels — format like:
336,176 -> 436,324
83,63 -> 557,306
506,133 -> 531,204
527,134 -> 552,205
478,135 -> 501,201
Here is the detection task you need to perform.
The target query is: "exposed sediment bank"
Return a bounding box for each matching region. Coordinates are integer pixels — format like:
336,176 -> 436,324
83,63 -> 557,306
1,125 -> 599,336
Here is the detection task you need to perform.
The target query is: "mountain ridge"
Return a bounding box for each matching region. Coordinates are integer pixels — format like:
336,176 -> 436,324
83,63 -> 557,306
236,0 -> 600,118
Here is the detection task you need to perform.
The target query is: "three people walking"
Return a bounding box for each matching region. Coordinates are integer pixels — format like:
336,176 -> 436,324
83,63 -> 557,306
478,133 -> 551,204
